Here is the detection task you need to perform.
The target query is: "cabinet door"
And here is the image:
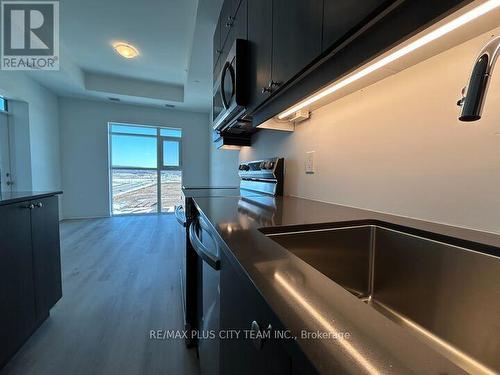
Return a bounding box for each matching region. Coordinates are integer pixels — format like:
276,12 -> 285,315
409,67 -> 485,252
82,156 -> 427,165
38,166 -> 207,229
220,0 -> 247,68
0,202 -> 36,367
220,0 -> 241,47
322,0 -> 392,51
272,0 -> 323,88
31,196 -> 62,322
213,19 -> 222,77
247,0 -> 273,111
220,251 -> 291,375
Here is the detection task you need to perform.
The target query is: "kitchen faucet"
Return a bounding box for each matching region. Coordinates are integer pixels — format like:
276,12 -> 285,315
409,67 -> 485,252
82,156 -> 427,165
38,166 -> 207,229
458,36 -> 500,121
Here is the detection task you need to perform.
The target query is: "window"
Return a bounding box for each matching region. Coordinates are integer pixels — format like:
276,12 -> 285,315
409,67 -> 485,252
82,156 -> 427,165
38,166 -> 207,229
162,140 -> 181,168
160,128 -> 182,137
112,135 -> 157,168
109,123 -> 183,215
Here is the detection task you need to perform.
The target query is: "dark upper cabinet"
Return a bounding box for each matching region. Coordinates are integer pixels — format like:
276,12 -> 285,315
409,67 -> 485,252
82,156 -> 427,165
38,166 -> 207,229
214,0 -> 247,81
213,0 -> 471,128
322,0 -> 393,52
0,202 -> 37,368
221,0 -> 241,46
251,0 -> 472,126
213,19 -> 222,76
247,0 -> 273,111
220,250 -> 291,375
219,0 -> 247,77
272,0 -> 323,89
31,196 -> 62,323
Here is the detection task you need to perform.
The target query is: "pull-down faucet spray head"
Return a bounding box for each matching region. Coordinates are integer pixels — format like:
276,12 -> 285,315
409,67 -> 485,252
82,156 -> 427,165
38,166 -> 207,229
458,36 -> 500,122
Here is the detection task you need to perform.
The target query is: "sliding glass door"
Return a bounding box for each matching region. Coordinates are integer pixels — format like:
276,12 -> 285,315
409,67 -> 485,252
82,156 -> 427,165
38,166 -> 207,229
109,123 -> 182,215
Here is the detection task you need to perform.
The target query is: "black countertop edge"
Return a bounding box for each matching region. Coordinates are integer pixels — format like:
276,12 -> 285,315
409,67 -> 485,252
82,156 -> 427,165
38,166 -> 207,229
0,191 -> 62,206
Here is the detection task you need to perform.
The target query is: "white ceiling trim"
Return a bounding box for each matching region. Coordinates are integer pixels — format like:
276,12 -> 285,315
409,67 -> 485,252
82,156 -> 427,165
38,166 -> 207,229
84,72 -> 184,102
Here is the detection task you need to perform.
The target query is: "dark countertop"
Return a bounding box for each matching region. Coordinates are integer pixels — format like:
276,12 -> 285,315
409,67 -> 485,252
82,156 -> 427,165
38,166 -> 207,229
0,191 -> 62,206
193,195 -> 500,374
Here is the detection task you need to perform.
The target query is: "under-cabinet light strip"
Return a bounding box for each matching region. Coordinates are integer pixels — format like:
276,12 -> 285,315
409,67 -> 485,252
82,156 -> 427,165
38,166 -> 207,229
277,0 -> 500,120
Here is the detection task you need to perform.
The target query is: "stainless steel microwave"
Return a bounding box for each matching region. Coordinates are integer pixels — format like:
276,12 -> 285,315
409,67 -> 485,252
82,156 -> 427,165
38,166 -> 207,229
212,39 -> 250,133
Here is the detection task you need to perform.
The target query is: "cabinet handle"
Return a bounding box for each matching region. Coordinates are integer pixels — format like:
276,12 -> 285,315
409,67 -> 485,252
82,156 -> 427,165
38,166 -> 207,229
268,80 -> 281,89
261,81 -> 281,95
35,202 -> 43,208
250,321 -> 272,350
225,16 -> 234,27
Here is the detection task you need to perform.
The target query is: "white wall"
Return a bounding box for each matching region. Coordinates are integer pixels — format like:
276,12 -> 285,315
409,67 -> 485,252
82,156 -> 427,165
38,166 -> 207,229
208,137 -> 241,187
0,72 -> 61,193
211,27 -> 500,234
59,98 -> 209,219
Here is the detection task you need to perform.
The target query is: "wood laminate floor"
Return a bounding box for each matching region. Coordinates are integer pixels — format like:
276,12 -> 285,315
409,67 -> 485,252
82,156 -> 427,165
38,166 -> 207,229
1,215 -> 199,375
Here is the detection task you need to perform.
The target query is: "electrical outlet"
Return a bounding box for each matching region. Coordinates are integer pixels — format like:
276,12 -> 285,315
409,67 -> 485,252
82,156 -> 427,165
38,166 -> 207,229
305,151 -> 315,174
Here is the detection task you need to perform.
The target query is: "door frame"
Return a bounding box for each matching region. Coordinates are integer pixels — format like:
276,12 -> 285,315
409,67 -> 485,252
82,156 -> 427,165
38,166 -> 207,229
0,110 -> 13,194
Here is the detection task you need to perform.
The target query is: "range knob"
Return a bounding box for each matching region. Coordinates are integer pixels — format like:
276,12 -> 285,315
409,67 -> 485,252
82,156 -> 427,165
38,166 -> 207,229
240,164 -> 250,171
266,161 -> 275,170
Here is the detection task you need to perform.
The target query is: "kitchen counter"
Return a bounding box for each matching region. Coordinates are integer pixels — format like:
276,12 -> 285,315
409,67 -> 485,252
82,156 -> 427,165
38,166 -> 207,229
193,195 -> 499,374
0,191 -> 63,206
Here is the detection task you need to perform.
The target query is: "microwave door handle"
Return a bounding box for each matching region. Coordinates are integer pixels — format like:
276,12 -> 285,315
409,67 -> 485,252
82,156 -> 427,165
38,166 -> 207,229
189,222 -> 221,271
220,61 -> 234,110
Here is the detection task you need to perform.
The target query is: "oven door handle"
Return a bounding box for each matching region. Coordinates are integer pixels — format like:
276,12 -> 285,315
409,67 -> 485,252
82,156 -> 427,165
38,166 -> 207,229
189,222 -> 221,271
175,205 -> 187,227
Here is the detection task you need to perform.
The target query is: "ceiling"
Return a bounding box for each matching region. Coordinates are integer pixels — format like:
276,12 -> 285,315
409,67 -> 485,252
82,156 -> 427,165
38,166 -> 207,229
28,0 -> 223,113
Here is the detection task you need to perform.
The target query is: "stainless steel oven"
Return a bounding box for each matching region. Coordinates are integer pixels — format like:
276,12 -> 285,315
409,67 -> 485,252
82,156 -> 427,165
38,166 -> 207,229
175,158 -> 284,374
212,39 -> 250,133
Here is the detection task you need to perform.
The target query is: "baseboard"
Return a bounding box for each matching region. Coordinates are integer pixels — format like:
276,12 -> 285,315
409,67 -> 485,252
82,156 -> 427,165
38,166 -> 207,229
61,214 -> 111,221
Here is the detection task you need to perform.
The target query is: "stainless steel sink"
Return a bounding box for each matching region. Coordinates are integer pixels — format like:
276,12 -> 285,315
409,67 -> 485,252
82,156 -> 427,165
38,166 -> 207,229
266,225 -> 500,374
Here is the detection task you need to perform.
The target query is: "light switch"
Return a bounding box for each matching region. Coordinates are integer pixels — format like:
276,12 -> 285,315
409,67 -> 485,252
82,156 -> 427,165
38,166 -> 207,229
305,151 -> 315,174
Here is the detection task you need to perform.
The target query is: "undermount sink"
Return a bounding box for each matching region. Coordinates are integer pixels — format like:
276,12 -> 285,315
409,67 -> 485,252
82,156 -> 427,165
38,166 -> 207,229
265,225 -> 500,375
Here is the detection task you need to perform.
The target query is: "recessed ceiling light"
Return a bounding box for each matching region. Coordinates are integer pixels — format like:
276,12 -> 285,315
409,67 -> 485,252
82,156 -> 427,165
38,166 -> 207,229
113,42 -> 139,59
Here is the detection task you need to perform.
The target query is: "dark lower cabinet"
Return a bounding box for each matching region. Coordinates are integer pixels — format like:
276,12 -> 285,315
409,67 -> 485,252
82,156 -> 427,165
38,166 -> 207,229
272,0 -> 323,87
0,195 -> 62,369
220,250 -> 291,375
31,196 -> 62,323
0,202 -> 37,368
